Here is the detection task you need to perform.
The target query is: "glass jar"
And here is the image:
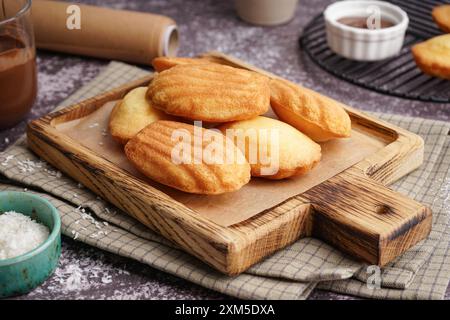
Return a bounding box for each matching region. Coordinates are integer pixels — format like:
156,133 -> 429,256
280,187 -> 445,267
0,0 -> 36,129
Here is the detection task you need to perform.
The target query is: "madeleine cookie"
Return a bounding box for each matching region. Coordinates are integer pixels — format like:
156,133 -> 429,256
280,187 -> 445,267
125,121 -> 251,194
432,5 -> 450,33
412,34 -> 450,80
270,79 -> 352,142
152,57 -> 209,72
152,57 -> 214,72
109,87 -> 174,144
147,64 -> 270,122
218,116 -> 321,180
152,56 -> 236,72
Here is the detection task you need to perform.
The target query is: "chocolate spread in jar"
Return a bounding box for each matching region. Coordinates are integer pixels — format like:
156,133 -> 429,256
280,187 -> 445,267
0,35 -> 37,129
337,16 -> 396,29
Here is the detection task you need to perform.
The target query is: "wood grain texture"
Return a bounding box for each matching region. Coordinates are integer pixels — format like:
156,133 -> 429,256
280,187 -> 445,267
299,167 -> 431,265
26,52 -> 431,275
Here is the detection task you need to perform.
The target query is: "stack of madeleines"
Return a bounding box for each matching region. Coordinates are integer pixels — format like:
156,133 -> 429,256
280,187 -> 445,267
109,57 -> 352,195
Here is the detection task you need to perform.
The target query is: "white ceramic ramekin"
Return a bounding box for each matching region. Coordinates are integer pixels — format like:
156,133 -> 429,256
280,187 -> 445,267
324,0 -> 409,61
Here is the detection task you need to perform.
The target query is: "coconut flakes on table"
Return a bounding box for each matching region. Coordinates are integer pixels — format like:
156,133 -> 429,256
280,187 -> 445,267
89,227 -> 109,239
62,264 -> 84,291
1,156 -> 61,179
101,275 -> 112,284
0,211 -> 49,260
75,206 -> 94,222
71,230 -> 79,240
1,155 -> 14,166
72,206 -> 112,239
17,159 -> 44,173
104,207 -> 117,216
43,167 -> 62,178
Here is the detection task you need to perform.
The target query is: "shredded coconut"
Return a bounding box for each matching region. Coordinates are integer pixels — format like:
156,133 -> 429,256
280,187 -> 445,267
43,167 -> 62,178
101,275 -> 112,284
1,155 -> 15,166
64,264 -> 84,291
0,211 -> 50,260
17,159 -> 44,173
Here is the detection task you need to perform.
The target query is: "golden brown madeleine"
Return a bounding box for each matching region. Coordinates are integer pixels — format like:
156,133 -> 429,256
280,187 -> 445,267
270,78 -> 352,142
152,57 -> 214,72
152,56 -> 238,72
109,87 -> 174,144
147,64 -> 270,122
218,116 -> 321,180
125,121 -> 251,194
432,5 -> 450,33
412,34 -> 450,80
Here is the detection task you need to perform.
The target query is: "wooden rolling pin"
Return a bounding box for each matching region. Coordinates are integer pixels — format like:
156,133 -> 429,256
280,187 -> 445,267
31,0 -> 178,65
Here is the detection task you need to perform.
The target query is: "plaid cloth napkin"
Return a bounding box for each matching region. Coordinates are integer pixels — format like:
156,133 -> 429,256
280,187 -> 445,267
1,62 -> 449,300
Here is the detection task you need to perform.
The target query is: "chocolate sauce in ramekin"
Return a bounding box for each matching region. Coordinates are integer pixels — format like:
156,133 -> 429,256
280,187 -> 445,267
337,16 -> 396,29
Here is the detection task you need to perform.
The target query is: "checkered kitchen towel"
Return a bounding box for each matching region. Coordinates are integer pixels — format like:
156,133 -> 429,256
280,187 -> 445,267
1,62 -> 449,299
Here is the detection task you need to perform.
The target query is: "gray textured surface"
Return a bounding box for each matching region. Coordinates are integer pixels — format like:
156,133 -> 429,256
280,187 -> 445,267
1,0 -> 449,300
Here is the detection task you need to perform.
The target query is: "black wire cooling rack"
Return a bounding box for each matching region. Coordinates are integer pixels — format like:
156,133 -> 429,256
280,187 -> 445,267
300,0 -> 450,103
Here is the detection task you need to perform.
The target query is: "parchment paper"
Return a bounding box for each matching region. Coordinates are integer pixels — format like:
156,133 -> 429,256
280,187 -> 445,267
56,101 -> 386,226
32,0 -> 178,64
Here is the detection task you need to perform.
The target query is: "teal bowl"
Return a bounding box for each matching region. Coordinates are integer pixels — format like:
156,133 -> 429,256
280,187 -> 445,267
0,191 -> 61,298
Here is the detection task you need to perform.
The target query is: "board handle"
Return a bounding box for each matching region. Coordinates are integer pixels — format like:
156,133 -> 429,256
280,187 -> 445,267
299,167 -> 432,266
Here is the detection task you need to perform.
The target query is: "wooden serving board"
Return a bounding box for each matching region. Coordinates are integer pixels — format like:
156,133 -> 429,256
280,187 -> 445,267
27,52 -> 431,275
